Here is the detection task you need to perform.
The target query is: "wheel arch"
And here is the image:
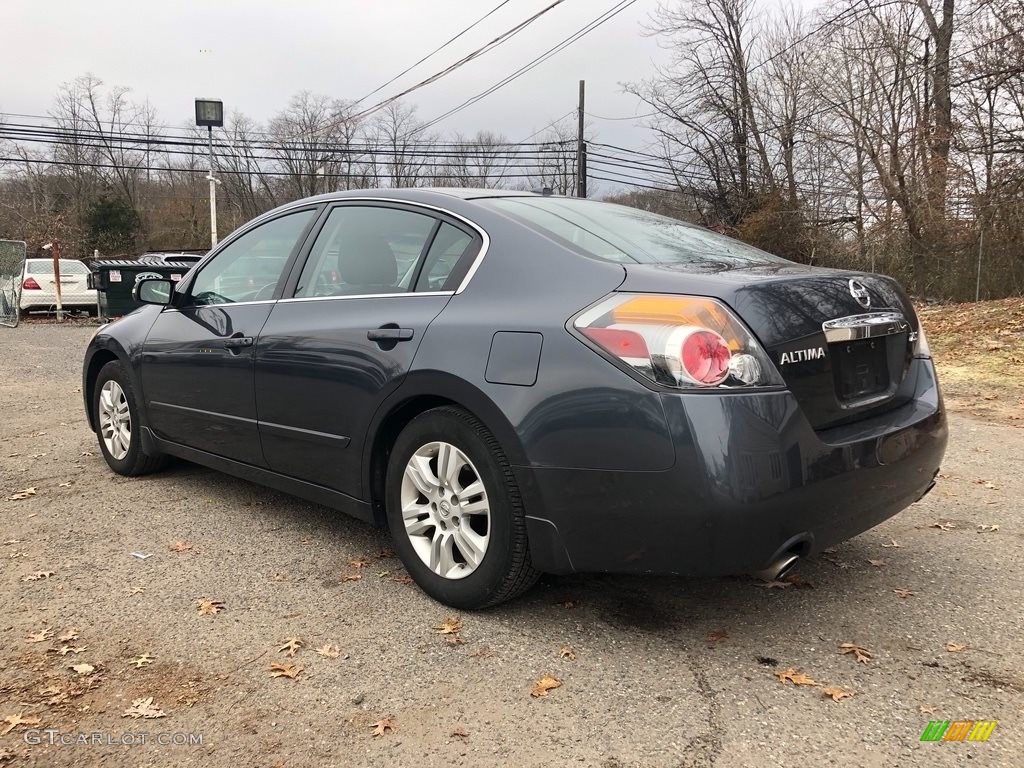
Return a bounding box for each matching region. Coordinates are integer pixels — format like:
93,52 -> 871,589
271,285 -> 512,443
363,371 -> 529,525
84,348 -> 122,432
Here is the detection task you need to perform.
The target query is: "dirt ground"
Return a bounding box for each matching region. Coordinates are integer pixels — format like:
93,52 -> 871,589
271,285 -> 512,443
1,316 -> 1022,768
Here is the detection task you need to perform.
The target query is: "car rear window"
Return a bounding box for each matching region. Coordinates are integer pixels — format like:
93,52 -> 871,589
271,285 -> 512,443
26,259 -> 91,275
480,198 -> 786,266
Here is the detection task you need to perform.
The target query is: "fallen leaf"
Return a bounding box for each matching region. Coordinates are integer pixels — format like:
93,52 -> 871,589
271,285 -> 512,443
867,559 -> 885,567
930,522 -> 956,531
54,645 -> 86,656
376,547 -> 394,559
706,630 -> 729,644
558,646 -> 576,661
839,643 -> 872,664
757,580 -> 792,589
776,668 -> 818,686
58,629 -> 79,642
58,481 -> 73,488
196,598 -> 225,615
340,572 -> 362,582
21,571 -> 55,582
130,654 -> 154,668
377,570 -> 392,578
315,644 -> 341,659
279,637 -> 303,657
468,647 -> 494,658
80,451 -> 94,457
25,628 -> 52,643
122,697 -> 166,719
893,588 -> 915,598
977,524 -> 999,533
822,686 -> 855,702
881,539 -> 902,548
168,540 -> 192,553
919,705 -> 937,714
530,675 -> 563,698
129,587 -> 145,596
389,574 -> 413,585
446,633 -> 467,646
783,572 -> 814,589
450,726 -> 469,739
6,487 -> 36,501
70,663 -> 95,676
269,662 -> 303,680
435,616 -> 463,635
370,717 -> 396,737
0,713 -> 41,736
945,642 -> 968,653
347,557 -> 370,569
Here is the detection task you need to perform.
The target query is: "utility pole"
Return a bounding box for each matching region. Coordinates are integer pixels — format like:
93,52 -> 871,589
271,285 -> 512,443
576,79 -> 587,198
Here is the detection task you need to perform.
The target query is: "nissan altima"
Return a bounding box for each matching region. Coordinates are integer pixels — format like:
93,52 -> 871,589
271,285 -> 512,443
82,188 -> 947,609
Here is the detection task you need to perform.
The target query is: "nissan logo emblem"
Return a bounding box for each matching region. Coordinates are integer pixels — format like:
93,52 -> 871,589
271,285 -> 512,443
848,278 -> 871,308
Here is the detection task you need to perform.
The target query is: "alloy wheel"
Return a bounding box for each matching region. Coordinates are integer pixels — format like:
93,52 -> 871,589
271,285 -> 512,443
400,441 -> 491,579
98,379 -> 131,460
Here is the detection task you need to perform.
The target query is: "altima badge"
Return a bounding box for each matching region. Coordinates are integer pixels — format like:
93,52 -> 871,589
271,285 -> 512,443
779,347 -> 826,365
849,279 -> 871,308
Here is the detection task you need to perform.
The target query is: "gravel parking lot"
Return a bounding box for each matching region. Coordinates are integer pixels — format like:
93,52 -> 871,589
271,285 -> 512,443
1,321 -> 1022,767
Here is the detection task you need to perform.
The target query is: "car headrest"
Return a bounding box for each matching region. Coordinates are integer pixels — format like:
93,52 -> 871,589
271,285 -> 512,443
336,232 -> 397,289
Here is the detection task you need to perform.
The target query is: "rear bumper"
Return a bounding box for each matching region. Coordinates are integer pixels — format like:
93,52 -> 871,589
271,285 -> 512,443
518,358 -> 947,575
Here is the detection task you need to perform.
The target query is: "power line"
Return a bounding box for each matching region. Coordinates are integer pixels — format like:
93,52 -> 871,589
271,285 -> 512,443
348,0 -> 569,122
353,0 -> 514,106
419,0 -> 638,132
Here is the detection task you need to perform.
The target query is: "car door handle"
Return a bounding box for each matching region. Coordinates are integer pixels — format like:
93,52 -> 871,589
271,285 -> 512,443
367,327 -> 414,343
223,336 -> 254,349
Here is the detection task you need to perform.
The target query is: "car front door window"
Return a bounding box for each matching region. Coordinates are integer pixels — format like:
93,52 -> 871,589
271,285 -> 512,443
190,210 -> 315,305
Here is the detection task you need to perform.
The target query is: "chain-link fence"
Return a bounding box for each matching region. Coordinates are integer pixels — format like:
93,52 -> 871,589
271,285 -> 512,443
0,240 -> 27,328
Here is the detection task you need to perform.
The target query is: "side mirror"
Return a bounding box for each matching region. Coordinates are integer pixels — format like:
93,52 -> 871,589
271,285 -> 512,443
134,278 -> 174,306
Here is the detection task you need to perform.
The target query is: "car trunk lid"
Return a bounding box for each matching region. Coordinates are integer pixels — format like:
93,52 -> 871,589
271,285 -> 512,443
618,261 -> 919,429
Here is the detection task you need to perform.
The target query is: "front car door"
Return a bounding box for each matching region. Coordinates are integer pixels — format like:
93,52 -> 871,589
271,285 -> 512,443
255,202 -> 482,497
140,207 -> 318,465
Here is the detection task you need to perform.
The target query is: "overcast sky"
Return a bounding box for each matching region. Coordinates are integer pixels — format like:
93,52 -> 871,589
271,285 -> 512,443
6,0 -> 820,158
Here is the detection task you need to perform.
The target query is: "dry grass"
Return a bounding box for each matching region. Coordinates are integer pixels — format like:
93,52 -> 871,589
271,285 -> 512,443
918,297 -> 1024,425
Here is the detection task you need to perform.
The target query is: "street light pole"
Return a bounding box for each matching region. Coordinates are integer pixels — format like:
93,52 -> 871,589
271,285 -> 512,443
206,125 -> 218,248
195,98 -> 224,250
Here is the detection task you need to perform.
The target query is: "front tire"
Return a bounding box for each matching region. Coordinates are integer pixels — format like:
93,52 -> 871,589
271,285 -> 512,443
385,406 -> 539,609
93,360 -> 166,476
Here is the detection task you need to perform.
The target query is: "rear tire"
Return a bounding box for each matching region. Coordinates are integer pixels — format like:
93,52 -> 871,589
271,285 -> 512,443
93,360 -> 166,476
385,406 -> 540,609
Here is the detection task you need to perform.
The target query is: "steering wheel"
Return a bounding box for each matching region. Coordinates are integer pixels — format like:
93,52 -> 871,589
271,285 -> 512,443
192,290 -> 232,306
252,282 -> 277,301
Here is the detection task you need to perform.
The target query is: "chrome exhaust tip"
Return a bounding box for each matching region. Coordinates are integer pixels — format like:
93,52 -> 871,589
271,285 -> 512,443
751,553 -> 801,582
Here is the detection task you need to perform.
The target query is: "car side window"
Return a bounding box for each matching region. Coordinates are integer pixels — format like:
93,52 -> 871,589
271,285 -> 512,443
294,206 -> 437,298
414,223 -> 478,292
189,210 -> 315,305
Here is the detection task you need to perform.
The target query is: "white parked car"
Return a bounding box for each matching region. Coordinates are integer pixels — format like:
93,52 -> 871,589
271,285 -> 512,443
20,258 -> 97,315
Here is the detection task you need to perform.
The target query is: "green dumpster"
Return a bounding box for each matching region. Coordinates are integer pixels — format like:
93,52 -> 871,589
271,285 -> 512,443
88,260 -> 194,319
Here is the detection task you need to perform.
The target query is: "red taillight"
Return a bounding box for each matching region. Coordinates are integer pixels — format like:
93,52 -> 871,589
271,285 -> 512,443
573,294 -> 784,390
681,329 -> 731,385
581,327 -> 650,360
22,277 -> 41,290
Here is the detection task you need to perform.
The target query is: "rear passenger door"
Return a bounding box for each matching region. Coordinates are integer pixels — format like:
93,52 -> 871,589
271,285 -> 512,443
254,202 -> 481,498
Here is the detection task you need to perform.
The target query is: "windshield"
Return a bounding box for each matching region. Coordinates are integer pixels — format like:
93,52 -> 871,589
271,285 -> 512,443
481,198 -> 787,267
26,259 -> 91,275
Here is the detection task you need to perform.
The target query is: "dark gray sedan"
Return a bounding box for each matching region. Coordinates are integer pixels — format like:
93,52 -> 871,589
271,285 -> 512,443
82,189 -> 947,609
